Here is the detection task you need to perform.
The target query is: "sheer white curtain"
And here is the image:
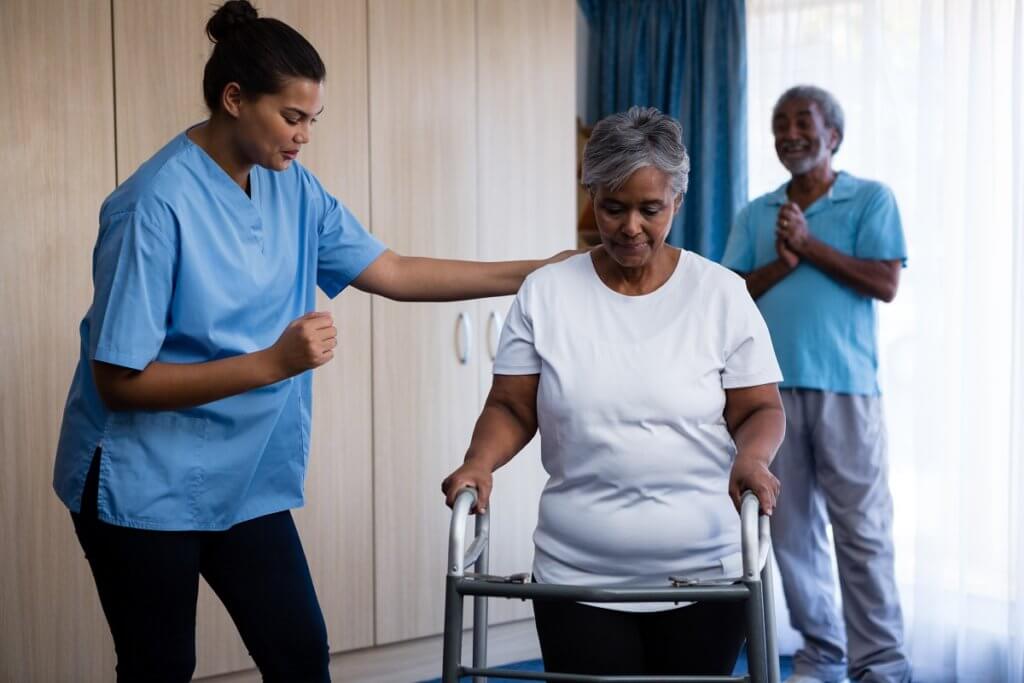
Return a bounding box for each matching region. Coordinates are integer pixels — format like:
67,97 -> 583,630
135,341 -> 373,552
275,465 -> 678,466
745,0 -> 1024,680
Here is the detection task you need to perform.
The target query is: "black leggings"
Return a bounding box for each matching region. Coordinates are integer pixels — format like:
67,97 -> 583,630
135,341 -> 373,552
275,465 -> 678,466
71,450 -> 330,683
533,596 -> 746,677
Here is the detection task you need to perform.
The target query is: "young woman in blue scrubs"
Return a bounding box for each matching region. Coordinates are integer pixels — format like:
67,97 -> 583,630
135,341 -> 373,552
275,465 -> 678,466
52,2 -> 569,681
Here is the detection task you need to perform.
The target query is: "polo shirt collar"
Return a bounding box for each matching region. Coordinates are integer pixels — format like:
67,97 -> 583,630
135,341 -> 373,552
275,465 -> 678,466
766,181 -> 789,207
828,171 -> 857,201
767,170 -> 856,209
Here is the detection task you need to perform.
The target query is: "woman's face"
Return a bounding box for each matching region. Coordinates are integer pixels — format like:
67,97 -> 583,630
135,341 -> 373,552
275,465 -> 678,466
592,166 -> 681,268
231,77 -> 324,171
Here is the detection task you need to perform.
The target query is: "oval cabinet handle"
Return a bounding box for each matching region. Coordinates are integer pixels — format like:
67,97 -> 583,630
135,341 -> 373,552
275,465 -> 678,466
486,310 -> 504,361
456,312 -> 473,365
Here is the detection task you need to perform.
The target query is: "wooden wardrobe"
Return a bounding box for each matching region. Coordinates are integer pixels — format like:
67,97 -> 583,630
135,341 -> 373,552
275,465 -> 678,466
0,0 -> 575,680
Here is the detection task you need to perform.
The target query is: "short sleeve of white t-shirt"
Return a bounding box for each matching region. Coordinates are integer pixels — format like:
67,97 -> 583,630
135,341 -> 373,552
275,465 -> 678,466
493,251 -> 781,611
492,289 -> 541,375
720,276 -> 783,389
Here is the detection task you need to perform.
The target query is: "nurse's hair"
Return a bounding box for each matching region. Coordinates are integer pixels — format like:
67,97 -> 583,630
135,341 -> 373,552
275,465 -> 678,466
202,0 -> 326,113
773,85 -> 845,154
582,106 -> 690,197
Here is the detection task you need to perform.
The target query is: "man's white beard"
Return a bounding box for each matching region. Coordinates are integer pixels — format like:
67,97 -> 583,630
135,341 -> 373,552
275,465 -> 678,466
782,144 -> 830,175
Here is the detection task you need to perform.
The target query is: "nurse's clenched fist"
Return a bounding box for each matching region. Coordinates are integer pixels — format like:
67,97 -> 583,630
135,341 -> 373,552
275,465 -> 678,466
269,311 -> 338,375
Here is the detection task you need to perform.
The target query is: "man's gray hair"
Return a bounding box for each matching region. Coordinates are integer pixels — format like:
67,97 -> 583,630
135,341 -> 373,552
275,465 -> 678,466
582,106 -> 690,196
774,85 -> 845,154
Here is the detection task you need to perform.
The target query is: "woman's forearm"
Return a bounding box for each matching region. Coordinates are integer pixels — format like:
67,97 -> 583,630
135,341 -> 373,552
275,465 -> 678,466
442,376 -> 539,511
732,405 -> 786,464
94,311 -> 336,412
725,389 -> 786,514
463,395 -> 538,471
92,352 -> 288,412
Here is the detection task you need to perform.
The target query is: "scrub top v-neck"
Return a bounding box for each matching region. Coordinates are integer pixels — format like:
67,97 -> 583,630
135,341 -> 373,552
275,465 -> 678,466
54,128 -> 386,531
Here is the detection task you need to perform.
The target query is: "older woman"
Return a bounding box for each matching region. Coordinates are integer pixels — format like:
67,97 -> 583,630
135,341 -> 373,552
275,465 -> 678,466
442,107 -> 786,676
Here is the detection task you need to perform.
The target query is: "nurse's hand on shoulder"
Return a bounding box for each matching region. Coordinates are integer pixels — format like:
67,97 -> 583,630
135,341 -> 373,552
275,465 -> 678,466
268,311 -> 337,377
728,453 -> 781,516
441,462 -> 493,514
543,248 -> 588,266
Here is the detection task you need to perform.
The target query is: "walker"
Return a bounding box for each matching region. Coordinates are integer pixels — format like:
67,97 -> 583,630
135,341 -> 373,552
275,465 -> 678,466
441,488 -> 781,683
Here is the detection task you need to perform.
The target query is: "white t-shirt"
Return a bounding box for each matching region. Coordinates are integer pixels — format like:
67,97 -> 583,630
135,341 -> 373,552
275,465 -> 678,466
493,251 -> 782,611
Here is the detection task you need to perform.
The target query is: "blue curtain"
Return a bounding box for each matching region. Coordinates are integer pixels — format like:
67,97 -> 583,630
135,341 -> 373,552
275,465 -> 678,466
578,0 -> 747,261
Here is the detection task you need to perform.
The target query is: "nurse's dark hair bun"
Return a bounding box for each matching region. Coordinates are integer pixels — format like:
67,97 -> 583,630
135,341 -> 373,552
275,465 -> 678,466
206,0 -> 259,44
201,0 -> 325,113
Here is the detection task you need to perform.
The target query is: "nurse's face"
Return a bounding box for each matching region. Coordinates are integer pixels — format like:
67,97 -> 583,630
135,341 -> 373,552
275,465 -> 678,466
233,77 -> 325,172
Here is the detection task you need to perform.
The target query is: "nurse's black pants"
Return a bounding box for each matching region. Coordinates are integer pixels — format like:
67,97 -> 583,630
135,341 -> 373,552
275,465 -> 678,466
71,450 -> 330,683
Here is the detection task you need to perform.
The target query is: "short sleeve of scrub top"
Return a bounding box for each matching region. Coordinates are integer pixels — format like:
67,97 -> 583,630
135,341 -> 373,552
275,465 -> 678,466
303,169 -> 386,297
91,210 -> 176,371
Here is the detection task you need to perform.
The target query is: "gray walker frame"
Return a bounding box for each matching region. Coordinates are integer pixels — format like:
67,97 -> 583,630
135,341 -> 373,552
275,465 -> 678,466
441,489 -> 781,683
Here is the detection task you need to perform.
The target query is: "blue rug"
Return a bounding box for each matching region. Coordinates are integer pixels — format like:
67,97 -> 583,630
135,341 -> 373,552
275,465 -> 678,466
420,652 -> 794,681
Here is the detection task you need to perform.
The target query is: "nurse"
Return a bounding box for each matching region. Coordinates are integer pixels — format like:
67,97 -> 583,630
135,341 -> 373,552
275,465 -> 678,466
52,2 -> 569,681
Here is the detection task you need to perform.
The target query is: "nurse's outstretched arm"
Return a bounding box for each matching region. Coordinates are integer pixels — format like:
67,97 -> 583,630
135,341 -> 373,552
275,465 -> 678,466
92,311 -> 337,412
440,373 -> 539,514
351,249 -> 577,301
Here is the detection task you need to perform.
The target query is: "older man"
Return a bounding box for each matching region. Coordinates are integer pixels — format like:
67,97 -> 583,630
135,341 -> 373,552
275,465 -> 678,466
722,86 -> 910,683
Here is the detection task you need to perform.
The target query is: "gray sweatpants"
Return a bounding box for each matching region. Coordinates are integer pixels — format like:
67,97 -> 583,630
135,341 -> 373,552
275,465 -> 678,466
771,390 -> 911,683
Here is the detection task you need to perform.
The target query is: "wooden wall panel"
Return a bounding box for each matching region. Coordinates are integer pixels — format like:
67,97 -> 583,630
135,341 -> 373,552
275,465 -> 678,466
475,0 -> 577,624
0,1 -> 117,680
112,1 -> 211,175
269,0 -> 377,662
111,1 -> 374,677
368,0 -> 481,645
1,0 -> 579,678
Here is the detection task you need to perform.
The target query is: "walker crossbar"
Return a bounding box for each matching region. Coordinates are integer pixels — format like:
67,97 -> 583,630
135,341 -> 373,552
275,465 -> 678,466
441,489 -> 781,683
457,580 -> 750,603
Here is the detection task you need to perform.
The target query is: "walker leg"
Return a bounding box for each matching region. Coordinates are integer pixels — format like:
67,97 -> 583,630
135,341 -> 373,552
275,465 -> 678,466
745,579 -> 770,683
762,553 -> 781,683
442,576 -> 465,683
472,516 -> 489,683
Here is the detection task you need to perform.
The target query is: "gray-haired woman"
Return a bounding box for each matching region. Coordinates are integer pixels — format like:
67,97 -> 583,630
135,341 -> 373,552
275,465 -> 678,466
442,107 -> 786,676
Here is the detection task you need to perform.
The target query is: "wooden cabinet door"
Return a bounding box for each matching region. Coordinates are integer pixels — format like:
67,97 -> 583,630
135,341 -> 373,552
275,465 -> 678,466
267,0 -> 377,661
111,1 -> 375,676
368,0 -> 482,645
0,2 -> 117,680
475,0 -> 577,625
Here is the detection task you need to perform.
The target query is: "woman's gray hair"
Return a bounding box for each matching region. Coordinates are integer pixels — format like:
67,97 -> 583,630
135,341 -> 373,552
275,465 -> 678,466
773,85 -> 845,154
582,106 -> 690,197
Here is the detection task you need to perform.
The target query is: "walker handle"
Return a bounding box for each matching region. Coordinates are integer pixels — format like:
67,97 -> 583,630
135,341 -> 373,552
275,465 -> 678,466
448,487 -> 490,576
740,490 -> 772,579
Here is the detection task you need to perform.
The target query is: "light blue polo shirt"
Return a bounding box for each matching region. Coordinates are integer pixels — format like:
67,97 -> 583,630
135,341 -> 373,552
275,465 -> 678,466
721,171 -> 907,395
53,129 -> 386,531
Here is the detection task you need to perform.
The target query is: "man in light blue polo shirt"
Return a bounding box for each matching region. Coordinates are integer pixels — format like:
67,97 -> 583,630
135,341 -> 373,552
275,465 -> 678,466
722,86 -> 910,683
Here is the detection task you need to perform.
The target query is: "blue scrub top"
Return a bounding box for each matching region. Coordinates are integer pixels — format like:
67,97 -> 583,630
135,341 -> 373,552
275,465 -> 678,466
53,129 -> 386,531
721,171 -> 907,395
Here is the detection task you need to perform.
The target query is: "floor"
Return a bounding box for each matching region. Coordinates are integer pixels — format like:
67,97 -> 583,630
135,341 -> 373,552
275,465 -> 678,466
421,652 -> 796,681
